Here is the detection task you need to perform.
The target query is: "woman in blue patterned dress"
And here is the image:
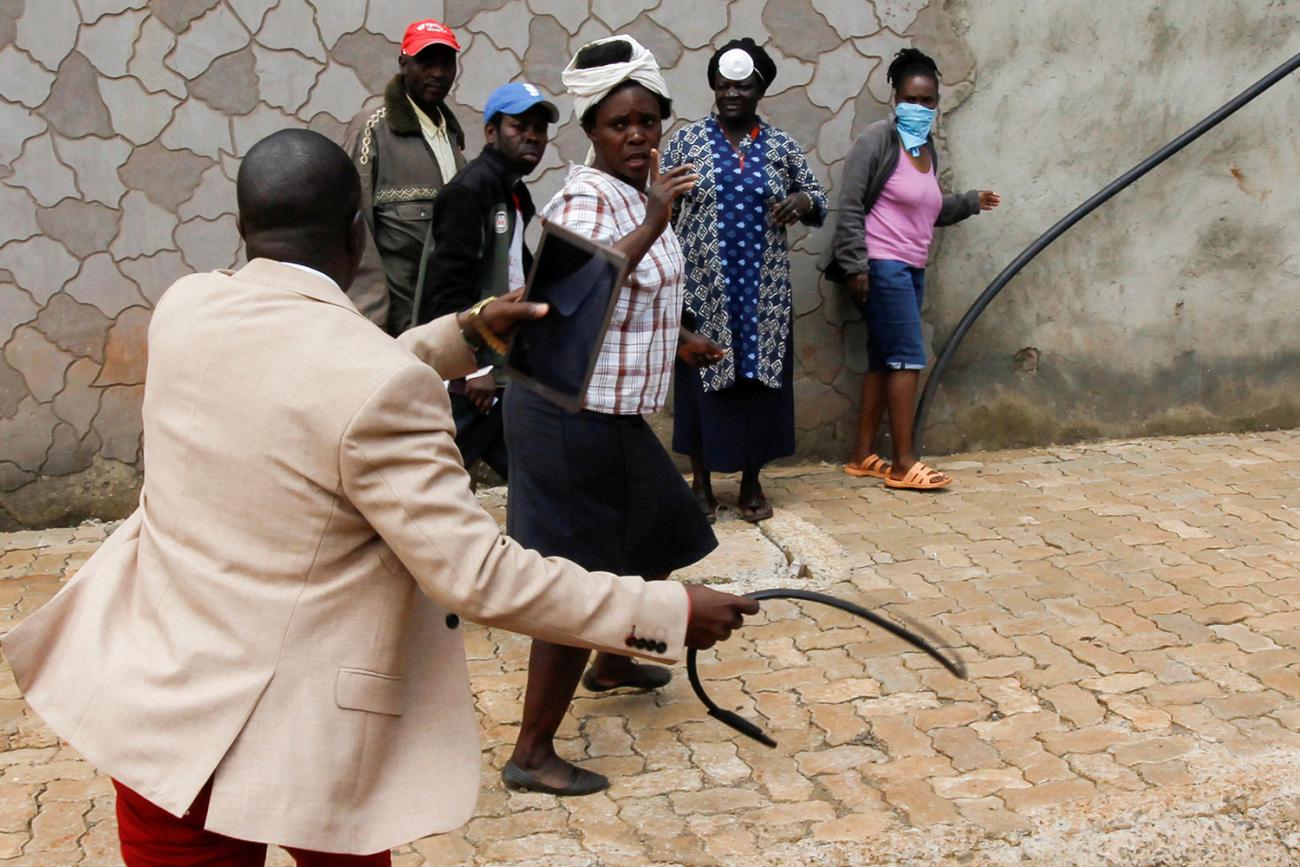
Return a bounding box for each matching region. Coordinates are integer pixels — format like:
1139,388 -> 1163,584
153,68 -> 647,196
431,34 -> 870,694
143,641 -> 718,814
661,39 -> 828,522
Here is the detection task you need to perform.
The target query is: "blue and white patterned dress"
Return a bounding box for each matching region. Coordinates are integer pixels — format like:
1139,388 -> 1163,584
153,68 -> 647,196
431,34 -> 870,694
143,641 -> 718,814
714,120 -> 768,380
662,116 -> 827,472
661,115 -> 827,393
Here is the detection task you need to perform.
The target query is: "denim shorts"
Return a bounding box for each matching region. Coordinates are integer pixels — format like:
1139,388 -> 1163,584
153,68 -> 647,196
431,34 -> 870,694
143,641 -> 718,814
854,258 -> 927,371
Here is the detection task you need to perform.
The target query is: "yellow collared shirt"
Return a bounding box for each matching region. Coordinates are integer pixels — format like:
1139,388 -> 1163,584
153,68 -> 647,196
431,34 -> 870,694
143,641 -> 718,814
406,96 -> 459,184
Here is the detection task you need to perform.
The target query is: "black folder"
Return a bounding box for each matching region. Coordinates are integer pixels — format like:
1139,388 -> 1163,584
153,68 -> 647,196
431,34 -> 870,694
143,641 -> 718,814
505,221 -> 631,412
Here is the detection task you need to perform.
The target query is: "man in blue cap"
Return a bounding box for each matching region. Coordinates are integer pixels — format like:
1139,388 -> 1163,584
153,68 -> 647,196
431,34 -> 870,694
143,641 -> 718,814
413,82 -> 560,480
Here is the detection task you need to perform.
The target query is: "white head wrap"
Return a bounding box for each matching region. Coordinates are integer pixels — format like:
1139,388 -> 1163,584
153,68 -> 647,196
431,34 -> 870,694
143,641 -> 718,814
561,35 -> 671,125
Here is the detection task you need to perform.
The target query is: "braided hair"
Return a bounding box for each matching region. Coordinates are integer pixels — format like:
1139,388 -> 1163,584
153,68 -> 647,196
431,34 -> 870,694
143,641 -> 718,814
885,48 -> 941,93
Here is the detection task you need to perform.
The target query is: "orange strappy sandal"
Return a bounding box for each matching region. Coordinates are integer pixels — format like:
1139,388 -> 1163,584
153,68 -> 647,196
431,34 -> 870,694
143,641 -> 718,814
884,461 -> 951,490
843,454 -> 891,479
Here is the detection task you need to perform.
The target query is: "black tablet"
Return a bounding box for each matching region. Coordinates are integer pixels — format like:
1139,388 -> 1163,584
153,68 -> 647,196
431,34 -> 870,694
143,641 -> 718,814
505,220 -> 631,412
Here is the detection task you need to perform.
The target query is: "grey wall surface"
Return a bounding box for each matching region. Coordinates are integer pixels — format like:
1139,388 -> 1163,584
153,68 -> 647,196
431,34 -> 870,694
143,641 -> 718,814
919,0 -> 1300,453
1,0 -> 1297,528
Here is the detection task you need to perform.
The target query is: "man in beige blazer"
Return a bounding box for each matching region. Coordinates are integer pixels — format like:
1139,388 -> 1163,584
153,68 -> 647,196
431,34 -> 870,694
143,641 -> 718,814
1,130 -> 757,863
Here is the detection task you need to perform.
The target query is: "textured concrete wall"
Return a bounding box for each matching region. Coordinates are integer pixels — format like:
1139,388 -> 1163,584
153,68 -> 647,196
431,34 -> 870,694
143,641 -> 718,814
921,1 -> 1300,453
0,0 -> 971,528
1,0 -> 1296,528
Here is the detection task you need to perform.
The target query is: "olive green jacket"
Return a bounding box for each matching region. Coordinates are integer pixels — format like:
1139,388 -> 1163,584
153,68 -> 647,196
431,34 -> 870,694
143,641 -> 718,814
343,75 -> 467,335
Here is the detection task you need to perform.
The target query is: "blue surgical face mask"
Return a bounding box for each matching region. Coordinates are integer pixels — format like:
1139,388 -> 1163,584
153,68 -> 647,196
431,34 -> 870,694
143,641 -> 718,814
894,103 -> 936,157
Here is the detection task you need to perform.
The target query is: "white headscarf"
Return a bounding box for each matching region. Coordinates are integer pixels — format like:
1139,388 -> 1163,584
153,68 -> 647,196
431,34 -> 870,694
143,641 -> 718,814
561,35 -> 671,126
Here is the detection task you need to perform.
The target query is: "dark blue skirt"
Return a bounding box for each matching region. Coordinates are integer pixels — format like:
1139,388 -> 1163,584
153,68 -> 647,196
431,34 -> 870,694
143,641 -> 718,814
672,342 -> 796,474
503,384 -> 718,577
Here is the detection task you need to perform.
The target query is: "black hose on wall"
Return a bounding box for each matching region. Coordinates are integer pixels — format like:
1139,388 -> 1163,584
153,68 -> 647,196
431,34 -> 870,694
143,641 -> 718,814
913,51 -> 1300,457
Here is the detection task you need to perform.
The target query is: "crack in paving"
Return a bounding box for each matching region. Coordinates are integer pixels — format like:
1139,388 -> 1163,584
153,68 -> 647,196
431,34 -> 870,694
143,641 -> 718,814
676,509 -> 859,596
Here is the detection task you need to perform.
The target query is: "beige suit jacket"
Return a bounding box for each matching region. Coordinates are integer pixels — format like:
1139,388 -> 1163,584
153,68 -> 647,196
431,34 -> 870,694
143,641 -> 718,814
1,260 -> 688,854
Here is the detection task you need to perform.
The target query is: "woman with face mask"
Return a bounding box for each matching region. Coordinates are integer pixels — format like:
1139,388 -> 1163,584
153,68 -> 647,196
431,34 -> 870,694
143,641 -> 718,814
828,48 -> 1000,490
662,38 -> 828,523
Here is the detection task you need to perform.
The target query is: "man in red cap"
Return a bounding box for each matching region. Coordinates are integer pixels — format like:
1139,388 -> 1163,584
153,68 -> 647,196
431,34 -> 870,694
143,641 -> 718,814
343,19 -> 467,335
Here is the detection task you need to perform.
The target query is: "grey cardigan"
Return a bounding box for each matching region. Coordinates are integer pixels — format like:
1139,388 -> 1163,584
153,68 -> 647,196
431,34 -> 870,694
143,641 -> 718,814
823,118 -> 981,280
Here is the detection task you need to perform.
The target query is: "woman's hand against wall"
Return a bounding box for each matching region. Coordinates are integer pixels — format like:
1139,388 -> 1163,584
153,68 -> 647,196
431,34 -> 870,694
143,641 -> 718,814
643,149 -> 698,234
979,190 -> 1001,211
847,273 -> 870,302
770,192 -> 811,226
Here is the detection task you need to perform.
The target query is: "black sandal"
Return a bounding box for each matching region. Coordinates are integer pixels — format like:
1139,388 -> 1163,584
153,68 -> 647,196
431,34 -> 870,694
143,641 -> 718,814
693,489 -> 717,524
738,494 -> 773,523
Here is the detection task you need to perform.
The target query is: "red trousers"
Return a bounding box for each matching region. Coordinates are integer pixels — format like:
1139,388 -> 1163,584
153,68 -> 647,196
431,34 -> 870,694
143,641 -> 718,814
113,779 -> 391,866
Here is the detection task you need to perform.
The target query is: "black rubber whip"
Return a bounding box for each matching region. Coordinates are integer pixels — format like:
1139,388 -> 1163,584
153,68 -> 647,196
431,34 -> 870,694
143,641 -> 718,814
686,588 -> 967,748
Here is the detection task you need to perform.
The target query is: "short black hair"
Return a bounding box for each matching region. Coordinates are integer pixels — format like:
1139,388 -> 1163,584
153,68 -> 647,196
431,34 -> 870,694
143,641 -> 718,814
573,39 -> 672,130
886,48 -> 941,92
237,129 -> 359,238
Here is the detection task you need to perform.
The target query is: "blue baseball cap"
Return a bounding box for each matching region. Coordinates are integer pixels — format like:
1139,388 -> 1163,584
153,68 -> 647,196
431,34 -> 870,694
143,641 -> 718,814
483,82 -> 560,125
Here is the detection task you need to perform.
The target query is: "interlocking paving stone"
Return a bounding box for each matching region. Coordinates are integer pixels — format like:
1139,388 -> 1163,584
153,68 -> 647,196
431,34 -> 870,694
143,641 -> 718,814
0,430 -> 1297,862
6,134 -> 79,209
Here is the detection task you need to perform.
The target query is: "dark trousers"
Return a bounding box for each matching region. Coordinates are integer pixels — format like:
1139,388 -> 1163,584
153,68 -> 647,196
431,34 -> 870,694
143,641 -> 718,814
113,779 -> 390,866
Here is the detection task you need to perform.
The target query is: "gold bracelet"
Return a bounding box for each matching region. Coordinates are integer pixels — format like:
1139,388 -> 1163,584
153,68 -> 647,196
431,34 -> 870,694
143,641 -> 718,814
466,296 -> 508,355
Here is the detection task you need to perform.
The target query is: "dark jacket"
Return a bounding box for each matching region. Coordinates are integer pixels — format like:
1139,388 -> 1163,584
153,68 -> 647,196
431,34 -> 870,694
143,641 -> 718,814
822,118 -> 981,282
342,75 -> 467,334
416,147 -> 536,325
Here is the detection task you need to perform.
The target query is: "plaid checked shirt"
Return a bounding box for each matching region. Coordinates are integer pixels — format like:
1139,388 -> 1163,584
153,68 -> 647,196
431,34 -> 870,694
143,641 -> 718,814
540,164 -> 684,415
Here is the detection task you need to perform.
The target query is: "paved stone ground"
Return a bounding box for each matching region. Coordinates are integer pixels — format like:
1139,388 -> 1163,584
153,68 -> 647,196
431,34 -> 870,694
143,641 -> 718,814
0,430 -> 1297,865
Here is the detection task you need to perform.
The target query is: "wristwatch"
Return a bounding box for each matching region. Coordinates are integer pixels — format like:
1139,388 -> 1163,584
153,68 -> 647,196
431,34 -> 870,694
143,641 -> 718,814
464,296 -> 508,355
459,306 -> 486,351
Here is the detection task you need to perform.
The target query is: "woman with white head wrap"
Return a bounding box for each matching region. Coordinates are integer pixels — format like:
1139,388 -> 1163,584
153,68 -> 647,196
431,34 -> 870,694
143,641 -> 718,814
501,35 -> 728,797
562,35 -> 671,145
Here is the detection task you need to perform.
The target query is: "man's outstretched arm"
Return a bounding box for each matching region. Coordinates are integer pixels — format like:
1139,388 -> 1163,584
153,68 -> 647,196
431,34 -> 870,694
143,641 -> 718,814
340,362 -> 756,659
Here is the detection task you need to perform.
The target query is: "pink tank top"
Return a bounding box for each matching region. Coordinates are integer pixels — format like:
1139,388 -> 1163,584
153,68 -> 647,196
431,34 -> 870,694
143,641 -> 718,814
864,147 -> 943,268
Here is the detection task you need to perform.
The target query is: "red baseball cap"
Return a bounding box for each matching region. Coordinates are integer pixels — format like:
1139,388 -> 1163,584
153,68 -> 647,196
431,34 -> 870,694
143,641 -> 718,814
401,19 -> 460,56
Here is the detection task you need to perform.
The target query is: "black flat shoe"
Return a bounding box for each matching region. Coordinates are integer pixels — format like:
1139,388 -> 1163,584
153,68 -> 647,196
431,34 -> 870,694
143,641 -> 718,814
501,760 -> 609,796
582,664 -> 672,692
